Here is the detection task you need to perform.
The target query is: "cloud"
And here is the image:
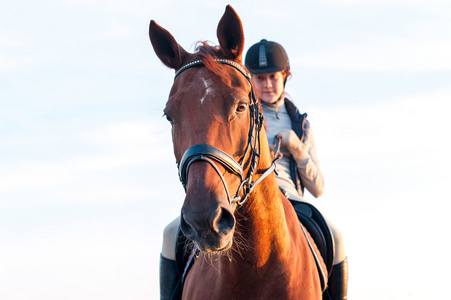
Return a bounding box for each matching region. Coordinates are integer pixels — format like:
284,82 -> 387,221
0,0 -> 152,74
0,120 -> 173,192
308,87 -> 451,209
295,36 -> 451,72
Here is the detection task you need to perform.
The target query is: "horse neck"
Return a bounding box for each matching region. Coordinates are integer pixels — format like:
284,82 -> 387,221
233,146 -> 298,267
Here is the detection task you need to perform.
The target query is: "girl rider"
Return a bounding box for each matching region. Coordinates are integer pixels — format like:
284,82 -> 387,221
245,39 -> 348,300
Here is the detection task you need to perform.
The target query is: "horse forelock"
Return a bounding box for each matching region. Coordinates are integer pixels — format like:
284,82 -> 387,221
194,42 -> 240,85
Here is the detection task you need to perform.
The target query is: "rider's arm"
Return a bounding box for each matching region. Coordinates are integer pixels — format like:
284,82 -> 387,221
276,127 -> 324,198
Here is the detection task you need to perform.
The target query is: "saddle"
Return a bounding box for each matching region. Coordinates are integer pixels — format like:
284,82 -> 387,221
289,200 -> 335,294
289,200 -> 335,275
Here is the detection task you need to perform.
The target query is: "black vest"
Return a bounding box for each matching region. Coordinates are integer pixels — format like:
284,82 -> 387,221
284,98 -> 308,196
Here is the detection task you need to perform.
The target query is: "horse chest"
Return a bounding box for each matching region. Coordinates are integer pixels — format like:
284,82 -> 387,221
182,256 -> 321,300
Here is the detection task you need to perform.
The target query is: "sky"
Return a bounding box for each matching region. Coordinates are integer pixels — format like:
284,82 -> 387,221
1,0 -> 451,299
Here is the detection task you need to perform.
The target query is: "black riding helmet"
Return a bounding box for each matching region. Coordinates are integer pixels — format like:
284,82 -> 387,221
245,39 -> 290,74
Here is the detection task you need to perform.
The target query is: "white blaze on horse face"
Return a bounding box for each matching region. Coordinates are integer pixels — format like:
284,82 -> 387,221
200,77 -> 214,104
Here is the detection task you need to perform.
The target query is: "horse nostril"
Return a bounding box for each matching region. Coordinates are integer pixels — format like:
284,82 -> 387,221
212,207 -> 235,235
180,212 -> 196,239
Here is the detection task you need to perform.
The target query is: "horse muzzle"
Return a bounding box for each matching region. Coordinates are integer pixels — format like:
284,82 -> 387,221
180,204 -> 235,252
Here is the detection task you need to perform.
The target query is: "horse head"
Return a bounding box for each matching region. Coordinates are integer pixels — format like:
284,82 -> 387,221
149,6 -> 262,252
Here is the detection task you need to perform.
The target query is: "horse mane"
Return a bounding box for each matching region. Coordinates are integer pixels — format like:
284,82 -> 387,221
195,41 -> 235,85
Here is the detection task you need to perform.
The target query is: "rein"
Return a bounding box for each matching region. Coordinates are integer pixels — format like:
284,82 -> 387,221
175,58 -> 280,206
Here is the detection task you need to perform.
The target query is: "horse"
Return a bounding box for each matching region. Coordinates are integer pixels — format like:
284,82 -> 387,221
149,5 -> 326,299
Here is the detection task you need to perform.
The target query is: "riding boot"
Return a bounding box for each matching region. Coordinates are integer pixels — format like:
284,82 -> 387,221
327,257 -> 348,300
160,254 -> 179,300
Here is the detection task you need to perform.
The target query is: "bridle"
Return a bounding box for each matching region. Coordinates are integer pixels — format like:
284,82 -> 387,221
174,58 -> 281,206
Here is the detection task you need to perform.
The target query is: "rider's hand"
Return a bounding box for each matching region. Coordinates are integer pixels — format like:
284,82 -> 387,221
276,129 -> 308,158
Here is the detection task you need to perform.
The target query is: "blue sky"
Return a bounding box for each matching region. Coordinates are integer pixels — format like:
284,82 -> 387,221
1,0 -> 450,299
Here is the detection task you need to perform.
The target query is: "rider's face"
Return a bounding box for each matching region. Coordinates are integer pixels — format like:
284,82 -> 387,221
251,71 -> 286,104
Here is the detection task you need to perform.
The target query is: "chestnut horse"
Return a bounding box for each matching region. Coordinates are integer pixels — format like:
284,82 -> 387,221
150,5 -> 325,299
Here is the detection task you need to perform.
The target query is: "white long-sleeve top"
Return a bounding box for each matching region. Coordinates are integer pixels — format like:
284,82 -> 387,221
261,99 -> 324,201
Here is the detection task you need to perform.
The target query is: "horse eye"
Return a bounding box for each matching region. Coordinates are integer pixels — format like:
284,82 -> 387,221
236,103 -> 247,113
164,113 -> 174,124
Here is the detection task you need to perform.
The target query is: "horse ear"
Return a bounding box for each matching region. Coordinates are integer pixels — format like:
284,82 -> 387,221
217,5 -> 245,62
149,20 -> 189,70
